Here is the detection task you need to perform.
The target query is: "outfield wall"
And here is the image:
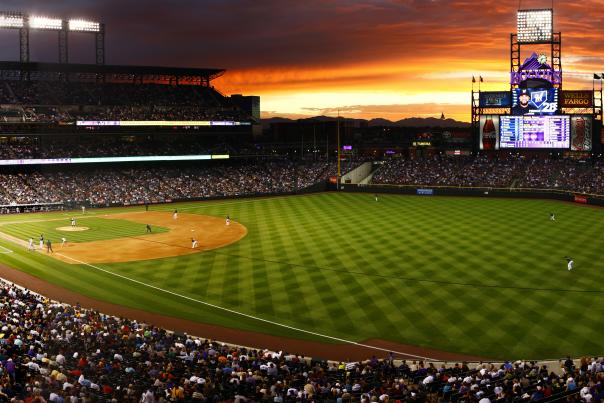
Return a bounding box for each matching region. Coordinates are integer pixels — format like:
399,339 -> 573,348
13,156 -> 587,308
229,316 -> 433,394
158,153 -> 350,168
333,183 -> 604,207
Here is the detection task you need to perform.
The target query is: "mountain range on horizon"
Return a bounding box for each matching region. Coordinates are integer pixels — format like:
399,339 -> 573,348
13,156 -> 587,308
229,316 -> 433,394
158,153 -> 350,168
261,115 -> 471,128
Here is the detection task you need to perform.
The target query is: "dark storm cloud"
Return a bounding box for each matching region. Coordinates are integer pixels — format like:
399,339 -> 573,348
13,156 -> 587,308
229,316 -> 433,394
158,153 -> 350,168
3,1 -> 604,70
0,0 -> 513,68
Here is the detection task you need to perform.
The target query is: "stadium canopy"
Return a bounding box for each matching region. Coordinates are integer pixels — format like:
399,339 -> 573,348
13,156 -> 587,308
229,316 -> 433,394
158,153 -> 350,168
0,61 -> 225,85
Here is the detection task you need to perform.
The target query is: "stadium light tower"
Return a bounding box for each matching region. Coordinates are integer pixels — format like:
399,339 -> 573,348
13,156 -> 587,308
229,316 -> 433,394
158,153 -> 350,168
511,8 -> 561,90
0,11 -> 105,64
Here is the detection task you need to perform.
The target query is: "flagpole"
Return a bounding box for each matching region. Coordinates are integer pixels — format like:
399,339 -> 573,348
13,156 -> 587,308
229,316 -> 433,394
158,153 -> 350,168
593,74 -> 597,117
336,109 -> 341,191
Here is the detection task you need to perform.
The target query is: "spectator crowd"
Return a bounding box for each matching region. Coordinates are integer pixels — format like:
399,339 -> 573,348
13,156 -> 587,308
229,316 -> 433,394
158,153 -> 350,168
0,279 -> 602,402
372,155 -> 604,195
0,80 -> 251,123
0,160 -> 339,208
0,138 -> 217,160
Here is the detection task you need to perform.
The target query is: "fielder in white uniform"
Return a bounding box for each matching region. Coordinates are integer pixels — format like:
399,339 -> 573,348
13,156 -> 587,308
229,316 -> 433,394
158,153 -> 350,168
28,238 -> 34,251
61,237 -> 67,247
566,257 -> 574,271
191,238 -> 198,248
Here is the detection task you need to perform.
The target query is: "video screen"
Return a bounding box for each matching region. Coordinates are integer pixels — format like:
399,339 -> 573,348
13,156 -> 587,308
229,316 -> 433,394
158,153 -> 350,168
512,88 -> 558,115
76,120 -> 251,127
500,115 -> 570,148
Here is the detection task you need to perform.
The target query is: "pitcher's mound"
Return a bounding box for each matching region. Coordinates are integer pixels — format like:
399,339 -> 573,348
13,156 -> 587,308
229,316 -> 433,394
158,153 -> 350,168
56,226 -> 90,232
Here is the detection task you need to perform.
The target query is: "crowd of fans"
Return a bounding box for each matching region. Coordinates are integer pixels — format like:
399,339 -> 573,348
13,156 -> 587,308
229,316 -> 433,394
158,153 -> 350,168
0,160 -> 339,207
0,80 -> 250,123
0,138 -> 219,160
1,153 -> 604,208
372,155 -> 604,195
0,279 -> 602,402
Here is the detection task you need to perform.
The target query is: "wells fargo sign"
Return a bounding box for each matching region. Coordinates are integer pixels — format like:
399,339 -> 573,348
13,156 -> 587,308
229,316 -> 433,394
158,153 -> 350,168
560,91 -> 593,108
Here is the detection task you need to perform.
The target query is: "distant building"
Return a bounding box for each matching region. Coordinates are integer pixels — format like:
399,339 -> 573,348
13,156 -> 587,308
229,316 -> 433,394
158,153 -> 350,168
231,95 -> 260,121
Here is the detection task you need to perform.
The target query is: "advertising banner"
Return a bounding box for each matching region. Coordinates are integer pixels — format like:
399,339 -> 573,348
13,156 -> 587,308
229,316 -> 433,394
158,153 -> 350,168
479,115 -> 500,150
0,154 -> 222,166
574,195 -> 587,204
570,116 -> 592,151
77,120 -> 251,126
479,91 -> 512,107
560,91 -> 593,108
417,189 -> 434,195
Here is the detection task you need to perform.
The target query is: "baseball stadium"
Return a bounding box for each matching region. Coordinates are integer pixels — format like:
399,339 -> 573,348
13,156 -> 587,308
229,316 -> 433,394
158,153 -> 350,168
0,4 -> 603,403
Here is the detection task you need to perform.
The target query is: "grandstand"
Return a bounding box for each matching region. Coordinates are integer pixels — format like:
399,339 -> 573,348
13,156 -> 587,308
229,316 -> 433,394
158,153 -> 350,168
0,61 -> 257,129
1,6 -> 604,403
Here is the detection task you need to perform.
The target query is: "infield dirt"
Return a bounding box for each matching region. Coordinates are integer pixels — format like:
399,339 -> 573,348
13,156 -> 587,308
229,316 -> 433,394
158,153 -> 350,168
52,211 -> 247,264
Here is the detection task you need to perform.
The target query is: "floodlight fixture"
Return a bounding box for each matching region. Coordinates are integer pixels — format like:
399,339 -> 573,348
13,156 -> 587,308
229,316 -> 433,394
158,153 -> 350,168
517,9 -> 553,43
29,15 -> 63,30
0,12 -> 24,28
0,11 -> 105,64
68,19 -> 100,32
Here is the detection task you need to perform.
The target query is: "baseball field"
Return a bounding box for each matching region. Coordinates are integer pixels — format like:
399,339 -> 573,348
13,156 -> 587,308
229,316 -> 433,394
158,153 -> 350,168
0,192 -> 603,360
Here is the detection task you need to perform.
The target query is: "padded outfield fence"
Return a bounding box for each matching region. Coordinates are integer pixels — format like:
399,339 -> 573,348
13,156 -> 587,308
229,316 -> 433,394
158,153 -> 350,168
337,182 -> 604,206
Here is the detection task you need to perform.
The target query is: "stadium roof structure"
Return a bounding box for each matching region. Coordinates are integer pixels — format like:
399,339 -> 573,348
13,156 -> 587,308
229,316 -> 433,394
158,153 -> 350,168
0,61 -> 225,85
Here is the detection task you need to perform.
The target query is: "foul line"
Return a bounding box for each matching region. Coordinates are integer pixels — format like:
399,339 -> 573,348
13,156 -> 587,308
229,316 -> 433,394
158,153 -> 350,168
54,252 -> 435,361
0,246 -> 13,254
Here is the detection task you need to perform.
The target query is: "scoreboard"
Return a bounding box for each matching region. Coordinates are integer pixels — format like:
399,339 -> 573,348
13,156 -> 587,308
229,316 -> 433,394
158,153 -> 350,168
499,115 -> 570,149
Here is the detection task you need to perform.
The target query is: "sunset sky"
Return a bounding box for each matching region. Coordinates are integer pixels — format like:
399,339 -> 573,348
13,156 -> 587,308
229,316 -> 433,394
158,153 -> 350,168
2,0 -> 604,121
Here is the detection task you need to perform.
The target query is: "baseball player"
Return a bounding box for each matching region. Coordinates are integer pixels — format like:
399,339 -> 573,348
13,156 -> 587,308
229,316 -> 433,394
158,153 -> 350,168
28,238 -> 34,251
550,212 -> 556,221
146,224 -> 152,233
191,238 -> 198,249
565,257 -> 574,271
374,194 -> 379,202
226,215 -> 230,226
46,239 -> 53,254
71,217 -> 76,227
173,209 -> 178,220
81,206 -> 86,215
61,237 -> 67,247
39,234 -> 44,250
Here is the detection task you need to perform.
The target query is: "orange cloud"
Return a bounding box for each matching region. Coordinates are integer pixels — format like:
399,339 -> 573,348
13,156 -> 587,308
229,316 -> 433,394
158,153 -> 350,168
209,1 -> 604,121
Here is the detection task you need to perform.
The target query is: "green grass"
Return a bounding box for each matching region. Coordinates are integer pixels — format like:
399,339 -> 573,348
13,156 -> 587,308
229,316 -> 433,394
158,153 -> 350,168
0,193 -> 603,360
0,216 -> 168,243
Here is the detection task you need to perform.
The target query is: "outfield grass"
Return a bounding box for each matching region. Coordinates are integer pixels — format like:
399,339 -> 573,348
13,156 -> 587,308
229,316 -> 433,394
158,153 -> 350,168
0,193 -> 603,359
